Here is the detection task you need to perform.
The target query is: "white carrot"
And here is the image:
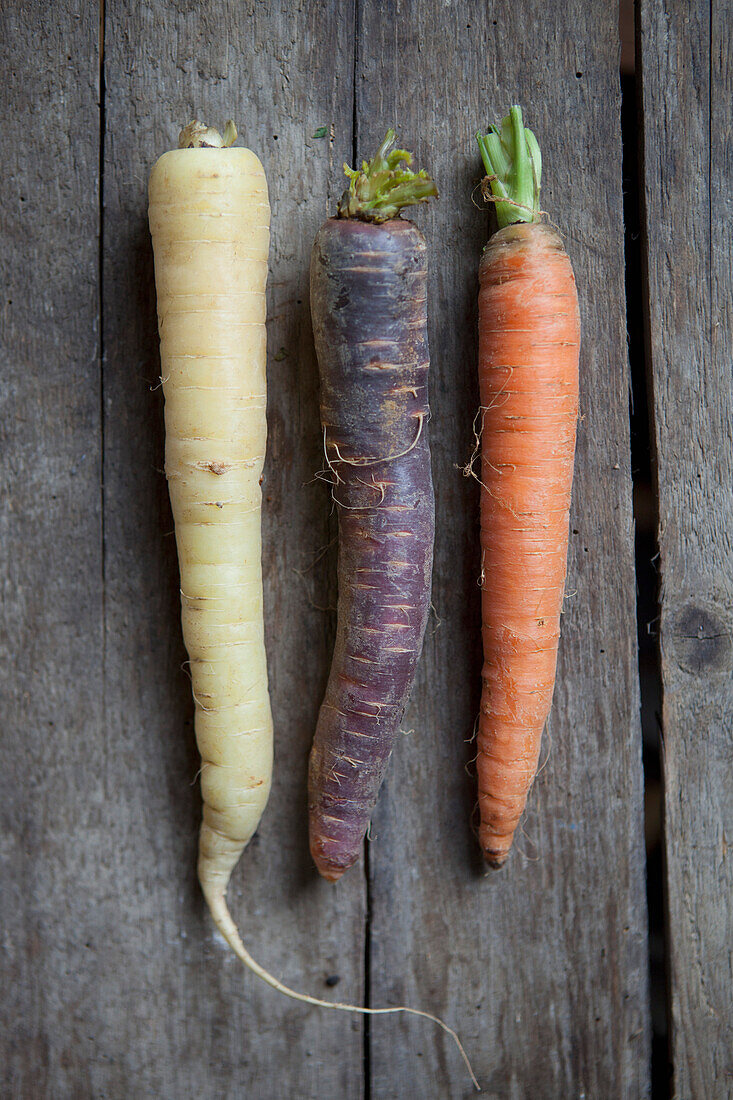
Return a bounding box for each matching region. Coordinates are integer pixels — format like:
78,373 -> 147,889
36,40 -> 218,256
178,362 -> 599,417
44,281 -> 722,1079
149,119 -> 273,919
148,121 -> 477,1091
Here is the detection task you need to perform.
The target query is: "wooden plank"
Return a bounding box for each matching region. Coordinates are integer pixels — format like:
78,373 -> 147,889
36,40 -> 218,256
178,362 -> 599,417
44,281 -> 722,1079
356,2 -> 651,1095
639,1 -> 733,1095
101,2 -> 362,1095
0,3 -> 102,1097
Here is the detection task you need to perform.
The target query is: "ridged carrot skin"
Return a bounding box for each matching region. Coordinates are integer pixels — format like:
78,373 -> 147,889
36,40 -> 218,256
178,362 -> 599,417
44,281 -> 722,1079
477,220 -> 580,866
308,216 -> 434,882
149,125 -> 273,932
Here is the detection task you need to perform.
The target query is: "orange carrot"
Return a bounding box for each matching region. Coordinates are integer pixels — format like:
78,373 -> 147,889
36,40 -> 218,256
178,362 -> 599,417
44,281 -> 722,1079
475,107 -> 580,867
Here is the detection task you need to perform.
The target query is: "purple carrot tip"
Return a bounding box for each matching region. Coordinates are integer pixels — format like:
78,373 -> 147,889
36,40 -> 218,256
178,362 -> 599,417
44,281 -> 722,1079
319,866 -> 345,884
311,840 -> 357,883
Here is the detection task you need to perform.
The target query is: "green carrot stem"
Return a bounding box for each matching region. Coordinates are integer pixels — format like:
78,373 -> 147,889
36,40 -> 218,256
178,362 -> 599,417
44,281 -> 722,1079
337,129 -> 437,222
476,105 -> 542,229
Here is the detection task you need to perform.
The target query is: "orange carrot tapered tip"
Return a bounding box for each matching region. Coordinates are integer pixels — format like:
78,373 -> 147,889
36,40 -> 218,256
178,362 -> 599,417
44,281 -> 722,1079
475,107 -> 580,865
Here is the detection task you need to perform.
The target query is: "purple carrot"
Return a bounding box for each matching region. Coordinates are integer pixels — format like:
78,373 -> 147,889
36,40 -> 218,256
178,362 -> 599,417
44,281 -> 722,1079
308,132 -> 438,881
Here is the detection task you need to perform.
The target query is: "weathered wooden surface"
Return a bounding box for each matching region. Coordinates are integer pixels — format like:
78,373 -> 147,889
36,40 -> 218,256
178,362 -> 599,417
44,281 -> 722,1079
357,3 -> 650,1096
640,1 -> 733,1096
0,0 -> 682,1096
0,3 -> 103,1096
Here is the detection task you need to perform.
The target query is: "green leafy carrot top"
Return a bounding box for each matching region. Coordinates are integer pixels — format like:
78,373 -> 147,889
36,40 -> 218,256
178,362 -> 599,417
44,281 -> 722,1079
337,130 -> 438,222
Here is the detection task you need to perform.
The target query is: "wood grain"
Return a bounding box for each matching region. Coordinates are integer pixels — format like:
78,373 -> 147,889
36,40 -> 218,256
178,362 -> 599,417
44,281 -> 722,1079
100,1 -> 362,1095
0,3 -> 102,1096
355,2 -> 651,1095
639,1 -> 733,1095
0,1 -> 688,1095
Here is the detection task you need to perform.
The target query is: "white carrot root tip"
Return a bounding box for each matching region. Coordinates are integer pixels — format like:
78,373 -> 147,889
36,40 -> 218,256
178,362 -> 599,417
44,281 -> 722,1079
201,886 -> 480,1091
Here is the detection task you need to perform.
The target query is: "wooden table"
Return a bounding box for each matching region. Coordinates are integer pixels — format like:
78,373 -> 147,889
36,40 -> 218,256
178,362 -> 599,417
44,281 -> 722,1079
1,2 -> 730,1096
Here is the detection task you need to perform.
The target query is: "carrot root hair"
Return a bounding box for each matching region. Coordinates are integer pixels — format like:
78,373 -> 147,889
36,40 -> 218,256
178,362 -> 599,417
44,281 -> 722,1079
200,881 -> 480,1091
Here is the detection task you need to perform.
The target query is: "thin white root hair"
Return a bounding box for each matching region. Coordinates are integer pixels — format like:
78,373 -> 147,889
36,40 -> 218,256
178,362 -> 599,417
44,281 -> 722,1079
356,475 -> 387,504
203,888 -> 480,1091
515,818 -> 541,864
461,406 -> 487,484
469,798 -> 482,843
535,721 -> 553,779
464,745 -> 480,776
461,381 -> 513,479
304,468 -> 335,488
321,424 -> 343,485
465,712 -> 480,746
470,179 -> 487,211
331,472 -> 388,512
327,414 -> 424,470
191,686 -> 214,712
479,178 -> 547,221
299,538 -> 337,573
291,566 -> 335,613
332,492 -> 383,512
460,403 -> 520,521
290,538 -> 338,612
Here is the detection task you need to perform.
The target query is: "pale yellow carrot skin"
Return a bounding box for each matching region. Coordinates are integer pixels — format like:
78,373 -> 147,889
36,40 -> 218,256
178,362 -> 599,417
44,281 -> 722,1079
148,139 -> 272,911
